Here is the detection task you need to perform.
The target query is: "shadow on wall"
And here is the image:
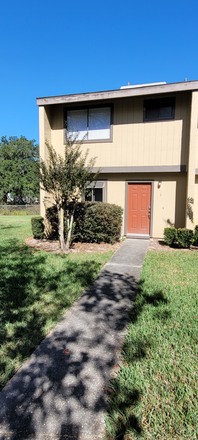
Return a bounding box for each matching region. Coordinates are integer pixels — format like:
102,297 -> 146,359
165,218 -> 175,228
164,196 -> 194,231
186,196 -> 194,224
0,239 -> 138,440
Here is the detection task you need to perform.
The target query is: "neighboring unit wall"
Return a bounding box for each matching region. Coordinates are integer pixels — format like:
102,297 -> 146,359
194,177 -> 198,226
186,91 -> 198,229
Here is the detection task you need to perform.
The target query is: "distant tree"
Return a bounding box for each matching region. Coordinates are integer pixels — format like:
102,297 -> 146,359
0,136 -> 39,204
39,134 -> 99,253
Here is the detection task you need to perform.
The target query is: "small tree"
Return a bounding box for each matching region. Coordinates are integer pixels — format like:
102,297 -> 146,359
0,136 -> 39,204
39,134 -> 99,253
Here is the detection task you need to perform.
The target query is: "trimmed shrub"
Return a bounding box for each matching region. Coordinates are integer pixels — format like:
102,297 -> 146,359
164,227 -> 177,246
31,216 -> 45,239
76,202 -> 123,244
194,225 -> 198,246
177,228 -> 194,248
46,202 -> 123,244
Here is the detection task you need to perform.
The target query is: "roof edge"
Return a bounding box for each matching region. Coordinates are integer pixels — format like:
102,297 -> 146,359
36,80 -> 198,106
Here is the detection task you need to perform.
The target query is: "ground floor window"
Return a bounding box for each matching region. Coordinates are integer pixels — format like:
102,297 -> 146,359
85,181 -> 107,202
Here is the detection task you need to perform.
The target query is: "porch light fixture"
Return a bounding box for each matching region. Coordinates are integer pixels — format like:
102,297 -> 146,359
158,181 -> 162,188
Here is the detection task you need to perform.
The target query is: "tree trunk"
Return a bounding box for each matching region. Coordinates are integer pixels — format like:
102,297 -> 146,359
65,206 -> 75,252
57,205 -> 67,253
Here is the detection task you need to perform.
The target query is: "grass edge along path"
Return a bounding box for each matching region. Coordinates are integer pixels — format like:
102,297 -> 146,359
105,251 -> 198,440
0,216 -> 114,390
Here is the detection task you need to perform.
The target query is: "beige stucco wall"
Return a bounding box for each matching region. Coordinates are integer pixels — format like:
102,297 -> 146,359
106,180 -> 125,237
152,180 -> 176,236
101,173 -> 187,238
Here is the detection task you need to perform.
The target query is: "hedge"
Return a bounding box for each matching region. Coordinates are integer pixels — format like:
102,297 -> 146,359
46,202 -> 123,244
177,228 -> 194,248
31,216 -> 45,239
194,225 -> 198,246
164,227 -> 177,246
164,227 -> 194,248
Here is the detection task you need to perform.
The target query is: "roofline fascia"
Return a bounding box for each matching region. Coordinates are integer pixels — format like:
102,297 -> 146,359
36,80 -> 198,106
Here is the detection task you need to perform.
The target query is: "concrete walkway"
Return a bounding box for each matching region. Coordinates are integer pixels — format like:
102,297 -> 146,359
0,239 -> 149,440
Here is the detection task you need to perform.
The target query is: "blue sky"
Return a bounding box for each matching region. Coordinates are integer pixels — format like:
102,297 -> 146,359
0,0 -> 197,145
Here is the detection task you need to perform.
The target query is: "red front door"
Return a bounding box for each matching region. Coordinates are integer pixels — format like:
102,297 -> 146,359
127,183 -> 151,235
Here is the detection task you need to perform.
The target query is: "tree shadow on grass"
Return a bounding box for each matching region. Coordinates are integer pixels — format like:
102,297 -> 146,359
0,225 -> 15,230
130,280 -> 168,325
105,279 -> 170,440
0,238 -> 140,439
106,385 -> 143,440
0,238 -> 103,388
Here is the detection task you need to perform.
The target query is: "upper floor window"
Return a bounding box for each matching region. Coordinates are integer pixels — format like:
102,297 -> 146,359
143,97 -> 175,122
66,106 -> 112,141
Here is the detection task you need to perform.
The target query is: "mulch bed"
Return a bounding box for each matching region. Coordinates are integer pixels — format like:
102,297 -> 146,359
25,237 -> 122,254
25,237 -> 198,254
148,238 -> 198,252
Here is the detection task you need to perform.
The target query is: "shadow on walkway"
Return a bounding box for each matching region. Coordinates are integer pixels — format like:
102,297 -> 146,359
0,239 -> 149,439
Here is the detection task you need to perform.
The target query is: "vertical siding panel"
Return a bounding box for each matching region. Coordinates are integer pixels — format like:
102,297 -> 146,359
148,123 -> 156,165
145,122 -> 150,165
127,99 -> 133,165
122,99 -> 128,166
160,123 -> 167,165
171,121 -> 176,165
52,106 -> 64,155
157,122 -> 163,165
49,94 -> 189,169
143,121 -> 149,165
169,122 -> 175,165
182,93 -> 187,164
137,98 -> 143,164
114,101 -> 123,165
183,93 -> 191,166
175,94 -> 181,165
132,98 -> 139,165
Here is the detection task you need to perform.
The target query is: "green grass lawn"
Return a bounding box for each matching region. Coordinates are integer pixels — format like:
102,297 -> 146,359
0,216 -> 113,390
105,251 -> 198,440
